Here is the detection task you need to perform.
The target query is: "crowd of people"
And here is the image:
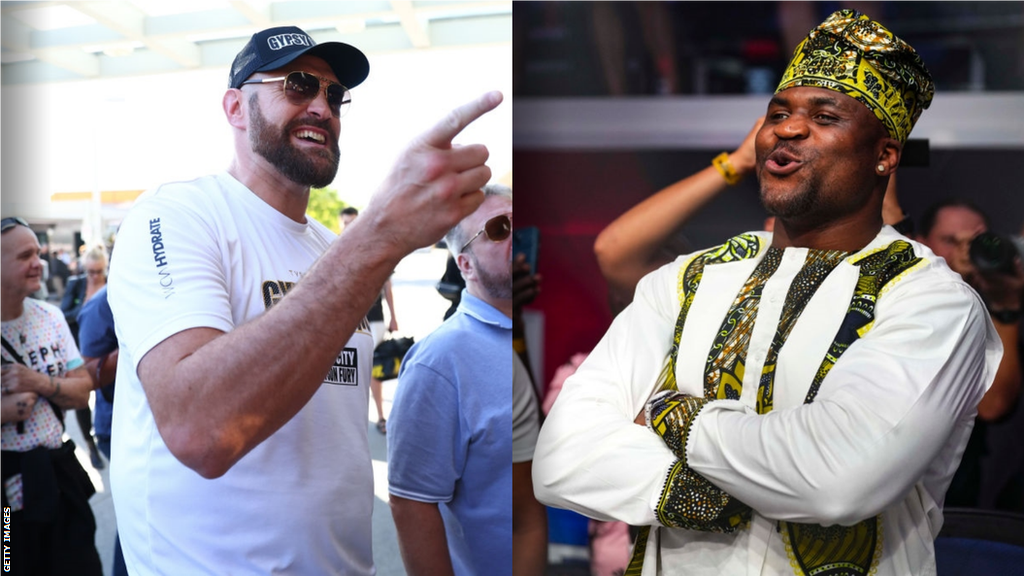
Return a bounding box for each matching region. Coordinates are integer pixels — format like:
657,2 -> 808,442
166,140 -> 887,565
2,8 -> 1022,576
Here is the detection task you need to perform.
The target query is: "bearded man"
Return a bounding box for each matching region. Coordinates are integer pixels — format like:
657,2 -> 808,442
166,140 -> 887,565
387,184 -> 544,576
107,26 -> 501,575
534,10 -> 1002,576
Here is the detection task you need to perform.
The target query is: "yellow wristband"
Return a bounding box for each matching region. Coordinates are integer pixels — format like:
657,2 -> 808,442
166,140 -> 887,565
512,338 -> 526,354
712,152 -> 742,186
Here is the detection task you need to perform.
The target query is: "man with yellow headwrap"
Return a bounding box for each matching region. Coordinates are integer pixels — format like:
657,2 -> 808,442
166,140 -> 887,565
533,9 -> 1002,576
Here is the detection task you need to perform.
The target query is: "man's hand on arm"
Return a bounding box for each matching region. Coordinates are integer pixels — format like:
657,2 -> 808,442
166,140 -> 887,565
133,93 -> 504,480
83,350 -> 118,389
389,495 -> 455,576
0,391 -> 38,424
0,363 -> 93,410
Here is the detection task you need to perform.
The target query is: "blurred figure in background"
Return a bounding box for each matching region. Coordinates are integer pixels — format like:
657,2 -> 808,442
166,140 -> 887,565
916,200 -> 1023,509
77,284 -> 127,575
61,245 -> 109,470
1,216 -> 102,576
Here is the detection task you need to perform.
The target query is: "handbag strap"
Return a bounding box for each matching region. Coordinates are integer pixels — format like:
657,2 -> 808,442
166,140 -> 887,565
1,336 -> 65,430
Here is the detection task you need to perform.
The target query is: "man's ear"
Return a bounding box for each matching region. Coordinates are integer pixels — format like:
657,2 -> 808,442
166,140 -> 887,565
875,139 -> 902,176
223,89 -> 247,130
456,252 -> 474,281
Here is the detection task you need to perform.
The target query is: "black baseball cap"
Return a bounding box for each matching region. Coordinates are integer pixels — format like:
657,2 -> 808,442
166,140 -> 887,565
229,26 -> 369,89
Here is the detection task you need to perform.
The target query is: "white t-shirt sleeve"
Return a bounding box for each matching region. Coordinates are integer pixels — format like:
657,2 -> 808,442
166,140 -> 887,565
108,184 -> 235,370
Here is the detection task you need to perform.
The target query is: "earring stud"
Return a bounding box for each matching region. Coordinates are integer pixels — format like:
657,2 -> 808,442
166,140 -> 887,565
877,164 -> 885,172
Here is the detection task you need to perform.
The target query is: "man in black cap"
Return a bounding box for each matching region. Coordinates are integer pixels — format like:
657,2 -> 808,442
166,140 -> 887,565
106,26 -> 501,575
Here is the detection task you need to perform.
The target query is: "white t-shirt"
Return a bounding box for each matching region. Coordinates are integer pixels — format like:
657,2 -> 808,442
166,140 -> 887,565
108,172 -> 375,576
1,299 -> 83,511
1,298 -> 83,453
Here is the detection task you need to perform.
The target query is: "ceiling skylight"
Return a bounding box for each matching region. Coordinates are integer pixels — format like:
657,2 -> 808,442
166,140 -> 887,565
8,4 -> 96,30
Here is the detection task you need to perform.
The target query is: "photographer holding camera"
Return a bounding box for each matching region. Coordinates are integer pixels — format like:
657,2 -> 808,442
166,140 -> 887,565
918,199 -> 1024,510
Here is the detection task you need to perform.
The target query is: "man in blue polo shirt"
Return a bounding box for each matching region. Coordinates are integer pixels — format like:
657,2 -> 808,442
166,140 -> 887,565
388,183 -> 516,575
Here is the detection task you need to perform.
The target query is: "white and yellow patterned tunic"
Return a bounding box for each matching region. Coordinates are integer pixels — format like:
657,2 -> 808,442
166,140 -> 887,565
534,227 -> 1001,576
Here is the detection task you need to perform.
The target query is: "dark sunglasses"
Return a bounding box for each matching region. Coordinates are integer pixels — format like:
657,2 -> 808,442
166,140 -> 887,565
461,214 -> 512,253
241,71 -> 352,118
1,217 -> 29,234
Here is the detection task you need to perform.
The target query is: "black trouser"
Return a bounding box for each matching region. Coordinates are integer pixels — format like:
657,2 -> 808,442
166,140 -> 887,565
2,441 -> 102,576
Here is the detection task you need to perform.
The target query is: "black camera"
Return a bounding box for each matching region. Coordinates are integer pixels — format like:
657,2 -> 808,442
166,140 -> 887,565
969,232 -> 1024,275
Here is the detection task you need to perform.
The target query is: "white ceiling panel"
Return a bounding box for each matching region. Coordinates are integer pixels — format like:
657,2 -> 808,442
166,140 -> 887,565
0,0 -> 511,84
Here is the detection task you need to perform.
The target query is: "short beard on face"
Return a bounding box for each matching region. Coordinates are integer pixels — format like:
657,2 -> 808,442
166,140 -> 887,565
757,142 -> 824,220
468,251 -> 512,300
248,93 -> 340,188
760,177 -> 821,220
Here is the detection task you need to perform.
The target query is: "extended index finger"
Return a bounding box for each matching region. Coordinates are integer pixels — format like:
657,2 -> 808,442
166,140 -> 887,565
420,91 -> 503,149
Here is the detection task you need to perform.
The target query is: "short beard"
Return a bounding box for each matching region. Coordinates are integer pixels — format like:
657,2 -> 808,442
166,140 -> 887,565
757,142 -> 823,220
760,178 -> 821,219
468,251 -> 512,300
248,93 -> 340,188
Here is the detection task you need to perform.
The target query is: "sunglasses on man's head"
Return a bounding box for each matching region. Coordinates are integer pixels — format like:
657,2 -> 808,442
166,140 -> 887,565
461,214 -> 512,253
241,71 -> 352,118
0,217 -> 29,234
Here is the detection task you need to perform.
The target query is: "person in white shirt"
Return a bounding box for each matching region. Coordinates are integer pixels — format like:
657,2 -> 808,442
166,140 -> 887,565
1,217 -> 102,576
107,25 -> 501,575
533,10 -> 1002,576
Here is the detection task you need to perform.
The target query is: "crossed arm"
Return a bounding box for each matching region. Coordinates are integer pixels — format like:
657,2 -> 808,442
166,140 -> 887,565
534,264 -> 997,526
1,363 -> 94,422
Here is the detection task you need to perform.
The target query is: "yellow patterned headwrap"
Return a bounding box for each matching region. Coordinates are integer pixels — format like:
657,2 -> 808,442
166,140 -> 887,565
775,9 -> 933,143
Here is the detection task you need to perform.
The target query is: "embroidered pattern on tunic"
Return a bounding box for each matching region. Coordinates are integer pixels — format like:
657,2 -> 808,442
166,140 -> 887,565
781,240 -> 922,576
705,247 -> 782,401
756,249 -> 847,413
627,233 -> 765,575
648,391 -> 753,531
783,517 -> 884,576
631,237 -> 923,576
804,240 -> 924,404
652,234 -> 767,397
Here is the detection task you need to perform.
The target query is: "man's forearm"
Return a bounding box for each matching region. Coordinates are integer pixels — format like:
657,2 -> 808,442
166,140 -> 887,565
513,461 -> 548,576
594,166 -> 727,293
512,526 -> 547,576
389,495 -> 455,576
83,350 -> 118,388
32,366 -> 93,410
